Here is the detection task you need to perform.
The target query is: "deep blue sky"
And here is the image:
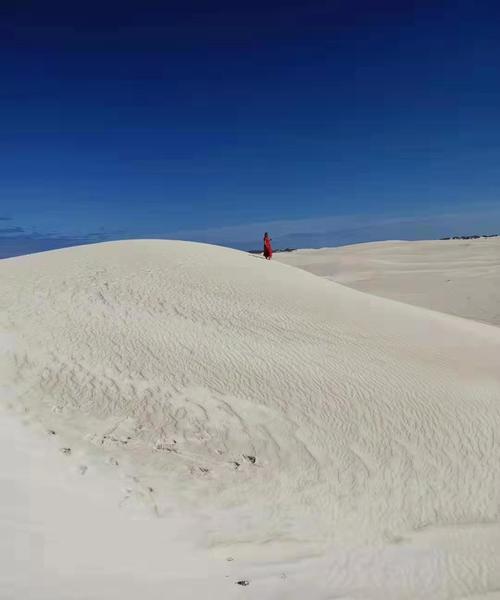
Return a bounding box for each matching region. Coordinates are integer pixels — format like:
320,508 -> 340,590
1,0 -> 500,256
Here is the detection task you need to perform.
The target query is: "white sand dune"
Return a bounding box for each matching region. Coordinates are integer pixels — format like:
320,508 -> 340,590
276,238 -> 500,326
1,239 -> 500,599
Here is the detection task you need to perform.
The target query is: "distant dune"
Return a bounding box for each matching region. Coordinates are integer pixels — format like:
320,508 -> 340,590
1,240 -> 500,599
277,237 -> 500,327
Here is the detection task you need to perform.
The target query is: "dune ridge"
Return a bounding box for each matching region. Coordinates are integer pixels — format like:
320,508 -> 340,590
276,238 -> 500,327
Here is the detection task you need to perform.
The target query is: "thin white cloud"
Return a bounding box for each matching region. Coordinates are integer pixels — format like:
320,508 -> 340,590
3,203 -> 500,258
165,204 -> 500,248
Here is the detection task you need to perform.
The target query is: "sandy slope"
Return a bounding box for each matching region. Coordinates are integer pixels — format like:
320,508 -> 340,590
1,240 -> 500,599
276,238 -> 500,327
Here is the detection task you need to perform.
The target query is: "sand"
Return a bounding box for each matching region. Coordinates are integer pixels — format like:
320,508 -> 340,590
276,237 -> 500,327
1,239 -> 500,599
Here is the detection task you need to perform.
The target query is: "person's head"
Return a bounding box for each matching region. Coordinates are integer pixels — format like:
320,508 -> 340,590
264,231 -> 269,238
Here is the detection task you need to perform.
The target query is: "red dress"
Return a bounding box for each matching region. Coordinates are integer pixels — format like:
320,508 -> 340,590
263,237 -> 273,259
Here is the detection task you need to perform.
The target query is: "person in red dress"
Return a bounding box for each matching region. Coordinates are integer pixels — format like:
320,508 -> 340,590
263,232 -> 273,260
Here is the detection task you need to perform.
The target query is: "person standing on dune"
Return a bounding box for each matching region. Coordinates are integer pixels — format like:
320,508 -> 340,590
263,232 -> 273,260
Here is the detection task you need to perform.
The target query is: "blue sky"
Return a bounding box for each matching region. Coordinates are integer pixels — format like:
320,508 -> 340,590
1,0 -> 500,257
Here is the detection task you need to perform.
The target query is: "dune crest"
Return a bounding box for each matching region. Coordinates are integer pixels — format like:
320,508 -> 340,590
276,238 -> 500,326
